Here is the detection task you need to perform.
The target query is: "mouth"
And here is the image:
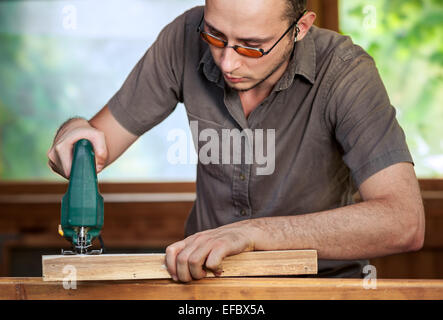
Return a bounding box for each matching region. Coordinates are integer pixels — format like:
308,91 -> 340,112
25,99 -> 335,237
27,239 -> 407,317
224,74 -> 246,83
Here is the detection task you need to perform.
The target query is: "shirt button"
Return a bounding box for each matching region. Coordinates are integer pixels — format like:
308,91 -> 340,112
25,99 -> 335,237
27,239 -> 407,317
239,174 -> 245,181
240,209 -> 247,216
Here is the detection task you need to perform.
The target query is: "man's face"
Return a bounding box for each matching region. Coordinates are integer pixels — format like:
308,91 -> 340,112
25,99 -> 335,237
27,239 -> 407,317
204,0 -> 295,92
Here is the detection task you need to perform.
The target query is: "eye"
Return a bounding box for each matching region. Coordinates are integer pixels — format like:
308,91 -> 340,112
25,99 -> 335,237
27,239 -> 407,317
206,27 -> 225,38
244,42 -> 261,48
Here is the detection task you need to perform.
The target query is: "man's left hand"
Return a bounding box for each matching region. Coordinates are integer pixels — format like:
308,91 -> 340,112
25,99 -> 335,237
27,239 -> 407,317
165,220 -> 258,282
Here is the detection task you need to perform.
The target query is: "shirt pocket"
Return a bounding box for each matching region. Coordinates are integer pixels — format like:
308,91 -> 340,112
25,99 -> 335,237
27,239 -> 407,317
187,111 -> 233,181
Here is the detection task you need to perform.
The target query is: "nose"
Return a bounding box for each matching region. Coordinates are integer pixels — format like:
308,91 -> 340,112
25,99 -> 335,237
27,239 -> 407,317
219,46 -> 242,74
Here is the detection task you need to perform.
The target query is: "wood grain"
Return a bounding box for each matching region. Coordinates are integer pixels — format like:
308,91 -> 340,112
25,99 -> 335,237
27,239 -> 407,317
2,277 -> 443,300
2,179 -> 443,279
0,181 -> 196,194
42,250 -> 318,281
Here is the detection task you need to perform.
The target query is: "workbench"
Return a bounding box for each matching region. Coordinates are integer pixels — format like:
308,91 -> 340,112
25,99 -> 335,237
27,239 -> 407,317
1,277 -> 442,300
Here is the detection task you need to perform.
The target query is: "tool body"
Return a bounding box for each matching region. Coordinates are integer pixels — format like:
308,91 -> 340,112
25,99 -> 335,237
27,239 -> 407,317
59,139 -> 104,255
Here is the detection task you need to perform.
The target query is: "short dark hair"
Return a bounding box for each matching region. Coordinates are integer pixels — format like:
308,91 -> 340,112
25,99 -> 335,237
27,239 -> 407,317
284,0 -> 306,23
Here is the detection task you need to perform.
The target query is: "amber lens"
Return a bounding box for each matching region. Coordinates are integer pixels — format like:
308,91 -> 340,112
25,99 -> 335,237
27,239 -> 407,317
234,46 -> 264,58
200,32 -> 263,58
200,32 -> 226,48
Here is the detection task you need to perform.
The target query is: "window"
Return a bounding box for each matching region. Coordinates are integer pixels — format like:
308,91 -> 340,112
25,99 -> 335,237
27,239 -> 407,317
1,0 -> 441,181
0,0 -> 202,181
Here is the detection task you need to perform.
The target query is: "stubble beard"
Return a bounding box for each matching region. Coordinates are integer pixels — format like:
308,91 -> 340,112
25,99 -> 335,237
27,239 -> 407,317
230,42 -> 295,92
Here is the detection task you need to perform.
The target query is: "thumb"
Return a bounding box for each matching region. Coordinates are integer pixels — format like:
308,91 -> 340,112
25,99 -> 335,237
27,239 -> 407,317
205,247 -> 227,276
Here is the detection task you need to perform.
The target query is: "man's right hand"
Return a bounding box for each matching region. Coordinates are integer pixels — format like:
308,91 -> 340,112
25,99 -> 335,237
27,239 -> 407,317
47,105 -> 138,179
47,118 -> 108,179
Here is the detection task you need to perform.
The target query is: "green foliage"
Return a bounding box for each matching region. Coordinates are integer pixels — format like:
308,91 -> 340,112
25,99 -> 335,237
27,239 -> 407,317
340,0 -> 443,177
0,1 -> 441,180
0,1 -> 201,182
0,32 -> 67,180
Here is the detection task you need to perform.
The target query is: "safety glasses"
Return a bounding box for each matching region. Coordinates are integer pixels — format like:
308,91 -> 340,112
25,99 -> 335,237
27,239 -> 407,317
197,10 -> 307,58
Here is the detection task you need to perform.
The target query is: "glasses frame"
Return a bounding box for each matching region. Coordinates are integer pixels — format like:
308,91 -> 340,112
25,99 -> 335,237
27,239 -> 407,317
197,10 -> 307,58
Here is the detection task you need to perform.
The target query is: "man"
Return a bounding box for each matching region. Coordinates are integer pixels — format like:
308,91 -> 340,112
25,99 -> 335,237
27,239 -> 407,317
47,0 -> 425,282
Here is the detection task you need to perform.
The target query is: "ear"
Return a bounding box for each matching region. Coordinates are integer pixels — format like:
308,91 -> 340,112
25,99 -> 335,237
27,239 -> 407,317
296,11 -> 316,41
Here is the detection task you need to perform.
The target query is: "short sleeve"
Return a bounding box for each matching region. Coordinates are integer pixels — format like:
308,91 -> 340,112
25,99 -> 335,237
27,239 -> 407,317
326,49 -> 414,187
107,12 -> 187,136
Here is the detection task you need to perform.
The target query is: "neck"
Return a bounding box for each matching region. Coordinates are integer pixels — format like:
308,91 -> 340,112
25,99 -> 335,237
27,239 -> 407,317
238,58 -> 291,118
239,57 -> 290,99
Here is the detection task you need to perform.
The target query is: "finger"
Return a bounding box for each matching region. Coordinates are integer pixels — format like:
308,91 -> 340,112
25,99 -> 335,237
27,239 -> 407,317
54,141 -> 73,178
47,147 -> 56,166
176,248 -> 194,282
67,130 -> 108,173
47,147 -> 68,178
47,147 -> 60,172
88,131 -> 108,172
205,243 -> 230,276
165,241 -> 186,281
47,158 -> 66,179
188,243 -> 212,280
174,235 -> 207,282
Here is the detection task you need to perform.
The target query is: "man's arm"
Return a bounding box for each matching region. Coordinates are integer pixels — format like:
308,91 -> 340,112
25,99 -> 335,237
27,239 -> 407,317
48,7 -> 189,178
47,105 -> 138,178
165,162 -> 425,282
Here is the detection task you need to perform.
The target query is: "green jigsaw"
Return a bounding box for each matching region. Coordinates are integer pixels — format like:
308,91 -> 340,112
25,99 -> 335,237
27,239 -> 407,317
58,139 -> 105,255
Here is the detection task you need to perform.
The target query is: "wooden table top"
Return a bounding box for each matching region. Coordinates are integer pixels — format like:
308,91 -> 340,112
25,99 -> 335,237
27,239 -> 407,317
1,277 -> 443,300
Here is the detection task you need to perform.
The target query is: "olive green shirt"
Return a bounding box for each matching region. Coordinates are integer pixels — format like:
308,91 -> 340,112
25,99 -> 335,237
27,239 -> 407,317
108,6 -> 413,278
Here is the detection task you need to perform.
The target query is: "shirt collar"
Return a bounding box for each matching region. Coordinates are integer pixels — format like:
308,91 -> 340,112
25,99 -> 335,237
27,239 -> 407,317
198,26 -> 316,90
274,26 -> 316,91
294,26 -> 316,84
198,46 -> 225,88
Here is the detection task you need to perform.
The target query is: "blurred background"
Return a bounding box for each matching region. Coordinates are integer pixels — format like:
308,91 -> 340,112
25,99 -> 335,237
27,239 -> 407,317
0,0 -> 203,181
0,0 -> 442,181
0,0 -> 442,279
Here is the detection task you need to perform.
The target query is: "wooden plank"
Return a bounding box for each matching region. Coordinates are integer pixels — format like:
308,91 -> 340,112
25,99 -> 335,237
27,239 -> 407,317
2,277 -> 443,300
0,181 -> 196,194
1,178 -> 440,195
0,192 -> 196,203
42,250 -> 317,281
